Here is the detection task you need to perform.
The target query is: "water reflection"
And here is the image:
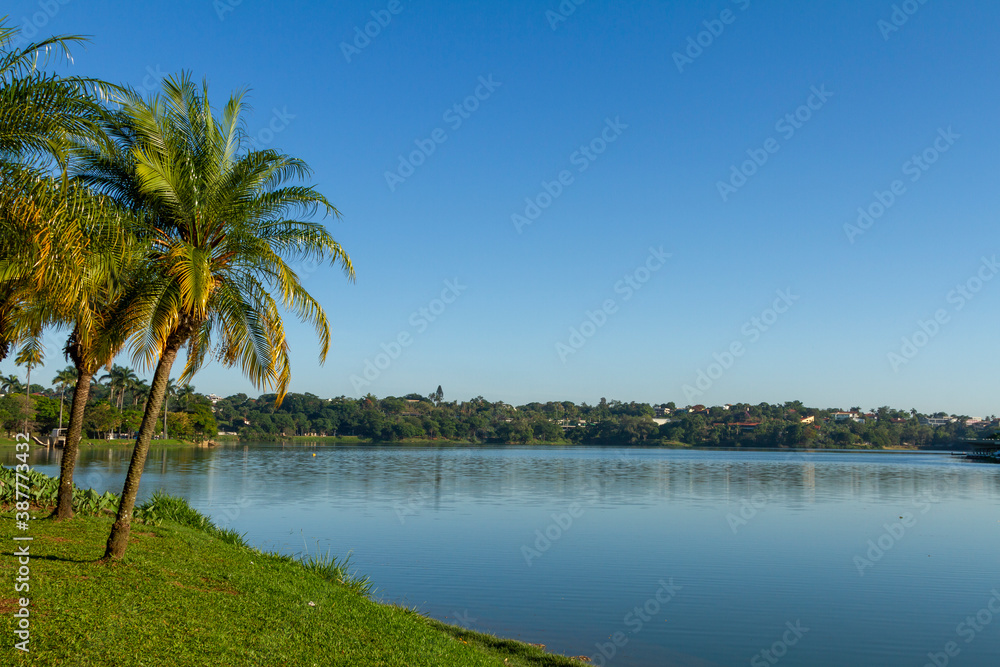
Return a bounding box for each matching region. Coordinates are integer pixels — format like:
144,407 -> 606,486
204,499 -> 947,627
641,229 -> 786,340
8,445 -> 1000,667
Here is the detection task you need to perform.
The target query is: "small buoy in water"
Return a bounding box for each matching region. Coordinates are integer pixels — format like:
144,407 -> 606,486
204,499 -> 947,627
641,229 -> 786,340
312,453 -> 316,457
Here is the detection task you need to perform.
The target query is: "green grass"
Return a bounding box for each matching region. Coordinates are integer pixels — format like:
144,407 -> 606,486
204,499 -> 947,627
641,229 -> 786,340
0,474 -> 584,666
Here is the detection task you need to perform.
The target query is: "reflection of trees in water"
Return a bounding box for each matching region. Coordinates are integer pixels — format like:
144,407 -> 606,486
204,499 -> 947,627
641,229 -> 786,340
6,446 -> 997,510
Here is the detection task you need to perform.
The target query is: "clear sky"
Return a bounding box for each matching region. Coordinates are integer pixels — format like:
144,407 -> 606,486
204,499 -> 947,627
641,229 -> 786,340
5,0 -> 1000,416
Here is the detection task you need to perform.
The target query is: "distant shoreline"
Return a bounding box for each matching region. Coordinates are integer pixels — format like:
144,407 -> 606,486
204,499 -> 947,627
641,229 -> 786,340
0,435 -> 970,454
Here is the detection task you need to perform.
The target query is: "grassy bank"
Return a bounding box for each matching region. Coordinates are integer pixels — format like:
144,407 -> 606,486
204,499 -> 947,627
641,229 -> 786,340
0,474 -> 583,666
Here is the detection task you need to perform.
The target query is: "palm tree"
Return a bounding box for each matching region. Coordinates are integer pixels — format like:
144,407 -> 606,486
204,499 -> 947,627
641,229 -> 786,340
176,383 -> 197,410
123,370 -> 141,408
0,18 -> 111,168
100,365 -> 139,409
53,263 -> 144,519
162,378 -> 177,440
0,18 -> 120,359
99,368 -> 117,406
14,343 -> 42,433
0,18 -> 142,519
0,373 -> 23,394
52,366 -> 77,433
132,378 -> 149,407
74,73 -> 354,559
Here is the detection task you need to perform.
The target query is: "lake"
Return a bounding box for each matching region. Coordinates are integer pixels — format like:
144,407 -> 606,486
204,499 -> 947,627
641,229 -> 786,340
11,444 -> 1000,666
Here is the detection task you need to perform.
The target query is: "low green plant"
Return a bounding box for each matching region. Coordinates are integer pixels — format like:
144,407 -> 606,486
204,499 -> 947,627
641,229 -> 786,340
0,465 -> 121,515
0,466 -> 235,533
300,549 -> 374,597
137,489 -> 247,546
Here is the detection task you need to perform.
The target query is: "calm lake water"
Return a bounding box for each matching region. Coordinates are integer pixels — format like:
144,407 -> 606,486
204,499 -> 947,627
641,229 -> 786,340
11,445 -> 1000,666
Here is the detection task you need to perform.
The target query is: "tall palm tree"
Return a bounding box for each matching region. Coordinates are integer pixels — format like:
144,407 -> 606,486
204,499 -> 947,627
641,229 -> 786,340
14,343 -> 42,433
122,370 -> 141,408
162,378 -> 177,440
0,18 -> 141,519
132,378 -> 149,406
52,366 -> 77,433
74,73 -> 354,559
100,365 -> 138,409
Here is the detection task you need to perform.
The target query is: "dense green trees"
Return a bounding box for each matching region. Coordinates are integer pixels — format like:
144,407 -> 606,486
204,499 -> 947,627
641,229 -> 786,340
4,365 -> 992,451
207,393 -> 987,449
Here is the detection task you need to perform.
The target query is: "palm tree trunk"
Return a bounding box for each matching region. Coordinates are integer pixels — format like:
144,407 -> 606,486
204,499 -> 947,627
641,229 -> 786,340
24,365 -> 30,434
104,338 -> 184,560
58,386 -> 65,432
54,370 -> 93,520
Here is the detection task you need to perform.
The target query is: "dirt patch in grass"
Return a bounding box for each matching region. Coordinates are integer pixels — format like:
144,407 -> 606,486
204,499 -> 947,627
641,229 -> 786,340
200,577 -> 240,595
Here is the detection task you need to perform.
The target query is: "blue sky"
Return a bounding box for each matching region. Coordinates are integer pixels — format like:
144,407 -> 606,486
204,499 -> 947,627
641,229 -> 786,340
5,0 -> 1000,415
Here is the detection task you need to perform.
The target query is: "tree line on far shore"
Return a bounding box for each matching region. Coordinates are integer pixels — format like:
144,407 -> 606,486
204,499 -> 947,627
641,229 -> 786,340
216,392 -> 990,449
4,368 -> 989,449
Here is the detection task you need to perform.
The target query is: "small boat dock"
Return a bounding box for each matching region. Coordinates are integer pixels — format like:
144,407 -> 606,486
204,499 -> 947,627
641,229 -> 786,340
963,440 -> 1000,462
